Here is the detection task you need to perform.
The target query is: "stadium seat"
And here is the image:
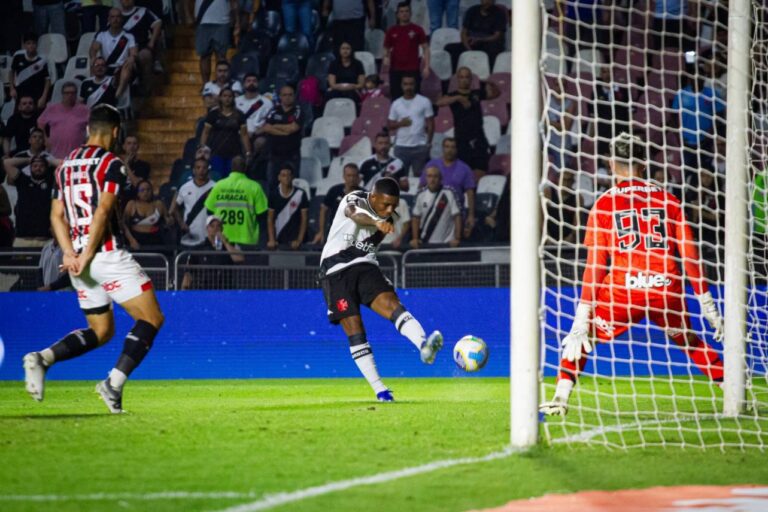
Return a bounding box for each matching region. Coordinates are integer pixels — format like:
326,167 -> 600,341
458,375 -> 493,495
339,134 -> 372,159
0,83 -> 5,106
351,112 -> 386,137
420,71 -> 442,104
314,31 -> 338,54
457,51 -> 490,79
47,60 -> 59,84
488,72 -> 511,104
230,52 -> 260,82
266,53 -> 300,85
475,175 -> 506,215
430,133 -> 447,158
63,56 -> 90,81
300,156 -> 324,188
407,177 -> 420,193
1,99 -> 15,124
434,107 -> 454,133
327,156 -> 358,182
430,27 -> 461,53
311,117 -> 344,150
51,78 -> 81,103
430,50 -> 453,81
277,33 -> 311,69
578,137 -> 597,175
293,178 -> 312,199
301,137 -> 332,171
488,154 -> 510,176
305,52 -> 335,89
354,51 -> 377,77
253,9 -> 282,38
38,33 -> 68,65
483,116 -> 501,146
315,177 -> 339,196
76,32 -> 96,57
365,29 -> 386,59
360,95 -> 391,117
323,98 -> 357,129
0,55 -> 11,86
492,51 -> 511,74
481,99 -> 509,128
308,193 -> 325,235
448,72 -> 480,92
240,31 -> 273,70
575,48 -> 604,76
495,134 -> 510,155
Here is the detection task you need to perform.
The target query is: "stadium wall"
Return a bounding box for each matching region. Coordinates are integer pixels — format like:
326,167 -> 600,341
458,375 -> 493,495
0,287 -> 752,380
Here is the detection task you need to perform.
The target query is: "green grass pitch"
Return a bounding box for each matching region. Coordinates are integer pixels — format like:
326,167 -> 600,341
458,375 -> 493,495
1,378 -> 767,512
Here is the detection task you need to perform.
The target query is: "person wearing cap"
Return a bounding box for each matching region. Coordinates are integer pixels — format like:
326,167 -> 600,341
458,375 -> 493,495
5,153 -> 53,247
266,164 -> 309,251
540,131 -> 725,417
204,155 -> 268,249
180,214 -> 244,289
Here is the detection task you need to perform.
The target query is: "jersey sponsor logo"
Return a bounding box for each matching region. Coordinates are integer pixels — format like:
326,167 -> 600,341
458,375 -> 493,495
343,233 -> 376,253
594,315 -> 614,335
625,271 -> 672,289
336,298 -> 349,312
102,280 -> 123,292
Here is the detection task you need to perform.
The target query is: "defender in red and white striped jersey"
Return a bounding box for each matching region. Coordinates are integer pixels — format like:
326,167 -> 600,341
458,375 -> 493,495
540,133 -> 724,417
23,105 -> 164,414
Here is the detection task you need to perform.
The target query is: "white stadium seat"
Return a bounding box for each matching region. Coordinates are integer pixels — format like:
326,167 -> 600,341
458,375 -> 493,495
323,98 -> 357,129
457,51 -> 490,79
430,27 -> 461,53
38,33 -> 68,65
493,51 -> 512,74
483,115 -> 502,146
311,117 -> 345,149
354,51 -> 377,77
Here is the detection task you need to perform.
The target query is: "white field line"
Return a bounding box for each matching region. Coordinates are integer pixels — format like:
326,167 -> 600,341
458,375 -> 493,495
0,491 -> 259,502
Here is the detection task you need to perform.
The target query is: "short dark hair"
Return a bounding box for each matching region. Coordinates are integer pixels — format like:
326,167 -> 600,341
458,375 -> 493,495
279,163 -> 295,174
375,132 -> 390,141
194,157 -> 209,166
373,177 -> 400,197
343,163 -> 359,173
29,127 -> 44,137
442,137 -> 457,146
88,104 -> 121,134
23,32 -> 37,43
397,2 -> 410,11
216,60 -> 230,68
243,72 -> 258,81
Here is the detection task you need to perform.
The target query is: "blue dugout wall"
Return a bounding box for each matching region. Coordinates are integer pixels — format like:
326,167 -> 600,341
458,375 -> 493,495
0,286 -> 762,381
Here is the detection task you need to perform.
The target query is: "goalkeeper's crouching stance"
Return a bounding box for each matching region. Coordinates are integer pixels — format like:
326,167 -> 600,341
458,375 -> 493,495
540,132 -> 725,417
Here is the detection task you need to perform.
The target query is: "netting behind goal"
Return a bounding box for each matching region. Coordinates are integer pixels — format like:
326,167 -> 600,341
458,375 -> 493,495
538,0 -> 768,449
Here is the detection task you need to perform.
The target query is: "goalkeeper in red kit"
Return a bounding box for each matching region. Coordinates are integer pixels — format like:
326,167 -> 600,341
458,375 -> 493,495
540,132 -> 724,416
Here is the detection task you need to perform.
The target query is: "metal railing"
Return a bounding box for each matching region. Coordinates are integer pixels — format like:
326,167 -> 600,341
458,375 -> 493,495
401,246 -> 510,288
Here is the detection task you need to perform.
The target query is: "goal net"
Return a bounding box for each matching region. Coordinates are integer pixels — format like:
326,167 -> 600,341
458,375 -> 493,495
538,0 -> 768,449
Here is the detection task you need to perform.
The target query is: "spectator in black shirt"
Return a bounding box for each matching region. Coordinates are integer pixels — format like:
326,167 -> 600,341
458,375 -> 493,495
312,162 -> 362,245
3,95 -> 39,157
445,0 -> 507,71
267,164 -> 309,250
180,214 -> 245,289
200,87 -> 251,178
4,128 -> 55,182
11,32 -> 51,110
590,65 -> 631,156
326,41 -> 365,109
80,57 -> 119,109
436,66 -> 500,177
6,154 -> 52,247
358,132 -> 408,191
262,84 -> 307,191
122,134 -> 151,180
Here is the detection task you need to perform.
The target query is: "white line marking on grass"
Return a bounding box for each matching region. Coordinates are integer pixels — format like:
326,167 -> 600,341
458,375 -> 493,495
0,492 -> 260,502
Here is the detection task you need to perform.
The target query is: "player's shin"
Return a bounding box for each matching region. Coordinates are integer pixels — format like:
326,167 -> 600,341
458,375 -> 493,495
389,305 -> 426,349
109,320 -> 158,389
556,357 -> 587,402
670,332 -> 724,382
349,333 -> 388,394
41,328 -> 100,366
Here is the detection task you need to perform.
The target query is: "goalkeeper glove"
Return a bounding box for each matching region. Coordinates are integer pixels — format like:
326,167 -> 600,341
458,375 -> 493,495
561,303 -> 593,362
697,291 -> 724,342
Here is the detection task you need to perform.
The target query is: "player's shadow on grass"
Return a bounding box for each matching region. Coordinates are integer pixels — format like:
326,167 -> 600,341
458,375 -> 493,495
0,413 -> 109,420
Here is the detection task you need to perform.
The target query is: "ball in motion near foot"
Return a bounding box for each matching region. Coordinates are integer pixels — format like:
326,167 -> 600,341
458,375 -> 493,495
453,335 -> 488,372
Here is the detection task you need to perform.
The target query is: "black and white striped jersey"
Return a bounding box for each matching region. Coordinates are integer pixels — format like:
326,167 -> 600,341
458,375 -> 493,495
319,191 -> 394,278
52,145 -> 127,253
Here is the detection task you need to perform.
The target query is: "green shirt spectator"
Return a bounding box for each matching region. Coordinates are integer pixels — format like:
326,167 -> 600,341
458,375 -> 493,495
754,169 -> 768,235
204,158 -> 267,246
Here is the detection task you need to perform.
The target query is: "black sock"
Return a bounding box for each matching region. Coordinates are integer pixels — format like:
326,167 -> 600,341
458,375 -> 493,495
115,320 -> 158,377
50,329 -> 100,363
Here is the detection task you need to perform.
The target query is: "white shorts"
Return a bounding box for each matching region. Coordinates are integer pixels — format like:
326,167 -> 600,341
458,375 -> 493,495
70,250 -> 153,313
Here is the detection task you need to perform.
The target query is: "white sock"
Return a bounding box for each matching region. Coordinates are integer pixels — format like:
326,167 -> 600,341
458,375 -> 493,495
350,343 -> 388,394
39,348 -> 55,366
393,311 -> 426,350
108,368 -> 128,390
554,379 -> 574,402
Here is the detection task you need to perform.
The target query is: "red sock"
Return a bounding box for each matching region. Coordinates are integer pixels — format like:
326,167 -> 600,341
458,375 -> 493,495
670,333 -> 724,381
558,356 -> 587,382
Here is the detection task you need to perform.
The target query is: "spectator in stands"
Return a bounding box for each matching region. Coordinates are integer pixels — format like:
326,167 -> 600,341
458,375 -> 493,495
236,73 -> 273,160
201,60 -> 243,99
326,41 -> 365,109
312,162 -> 362,245
590,65 -> 630,156
686,168 -> 723,248
428,0 -> 459,34
81,0 -> 111,33
180,214 -> 245,289
360,74 -> 383,104
388,75 -> 433,178
282,0 -> 313,47
3,128 -> 56,180
558,0 -> 609,66
411,166 -> 462,248
359,132 -> 408,191
3,95 -> 39,157
0,185 -> 13,247
90,8 -> 138,99
266,164 -> 309,250
174,157 -> 216,250
5,155 -> 52,247
383,2 -> 430,99
0,2 -> 24,55
544,76 -> 577,169
11,32 -> 51,110
437,66 -> 500,179
37,82 -> 90,158
195,0 -> 239,85
262,84 -> 308,191
123,179 -> 173,249
419,137 -> 476,238
650,0 -> 691,51
122,134 -> 151,180
204,155 -> 268,249
544,169 -> 577,244
445,0 -> 507,71
322,0 -> 375,53
484,175 -> 509,242
121,0 -> 164,91
33,0 -> 66,37
200,87 -> 251,177
79,57 -> 119,109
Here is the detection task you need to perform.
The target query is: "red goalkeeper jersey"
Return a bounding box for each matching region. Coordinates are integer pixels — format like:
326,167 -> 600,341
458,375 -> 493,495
580,178 -> 708,304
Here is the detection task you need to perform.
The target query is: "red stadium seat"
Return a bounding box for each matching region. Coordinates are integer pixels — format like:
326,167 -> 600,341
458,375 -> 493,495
481,99 -> 509,128
488,154 -> 510,176
434,107 -> 454,133
488,72 -> 510,104
361,95 -> 391,117
351,114 -> 386,138
420,71 -> 443,104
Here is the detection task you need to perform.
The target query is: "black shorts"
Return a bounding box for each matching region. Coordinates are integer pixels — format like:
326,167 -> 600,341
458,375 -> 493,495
321,264 -> 395,324
457,136 -> 491,172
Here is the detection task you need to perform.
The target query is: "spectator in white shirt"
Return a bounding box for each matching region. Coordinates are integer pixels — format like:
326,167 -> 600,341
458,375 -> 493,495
387,75 -> 434,178
235,73 -> 273,159
411,166 -> 462,248
89,8 -> 138,99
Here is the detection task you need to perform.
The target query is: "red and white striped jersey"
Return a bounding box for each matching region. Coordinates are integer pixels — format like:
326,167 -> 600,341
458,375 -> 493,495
53,145 -> 127,253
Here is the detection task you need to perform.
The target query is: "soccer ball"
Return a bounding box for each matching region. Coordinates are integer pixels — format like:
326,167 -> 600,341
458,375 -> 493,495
453,335 -> 488,372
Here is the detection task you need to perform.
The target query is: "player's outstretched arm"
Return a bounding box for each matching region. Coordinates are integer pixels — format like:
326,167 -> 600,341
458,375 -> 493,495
74,192 -> 118,276
344,204 -> 394,234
